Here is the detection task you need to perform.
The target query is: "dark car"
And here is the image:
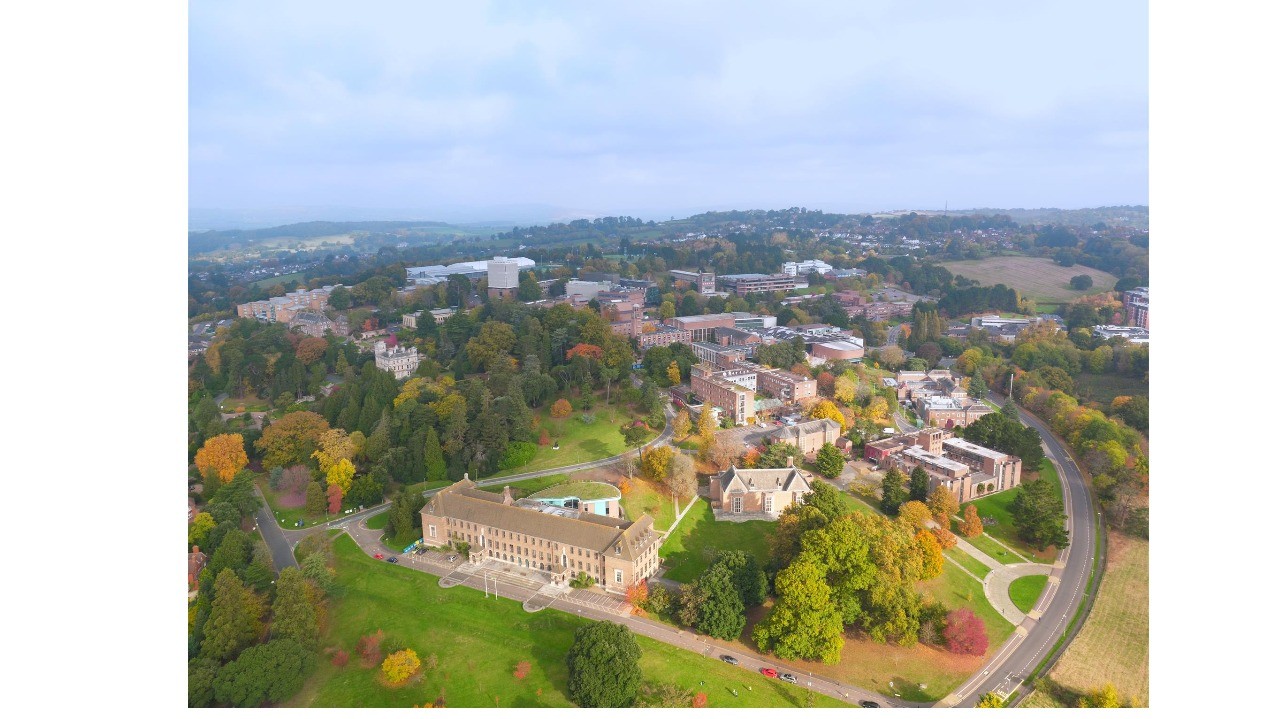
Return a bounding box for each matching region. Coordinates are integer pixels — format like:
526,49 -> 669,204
859,700 -> 880,708
386,556 -> 398,563
720,655 -> 739,665
779,673 -> 797,684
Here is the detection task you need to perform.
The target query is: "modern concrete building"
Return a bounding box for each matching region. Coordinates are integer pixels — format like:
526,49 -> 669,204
810,339 -> 865,362
373,339 -> 420,380
565,279 -> 612,300
670,269 -> 717,295
487,256 -> 523,300
420,479 -> 662,593
782,260 -> 833,277
709,461 -> 813,520
1092,324 -> 1150,344
672,313 -> 738,342
718,273 -> 798,296
407,257 -> 534,285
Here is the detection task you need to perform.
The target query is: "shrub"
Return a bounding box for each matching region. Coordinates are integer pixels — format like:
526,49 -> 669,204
498,442 -> 538,470
569,571 -> 596,589
356,630 -> 384,668
513,660 -> 531,680
381,648 -> 422,685
331,649 -> 349,667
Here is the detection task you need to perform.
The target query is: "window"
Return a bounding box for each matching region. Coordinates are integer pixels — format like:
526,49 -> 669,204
615,569 -> 623,584
764,494 -> 773,512
428,525 -> 437,538
733,496 -> 742,513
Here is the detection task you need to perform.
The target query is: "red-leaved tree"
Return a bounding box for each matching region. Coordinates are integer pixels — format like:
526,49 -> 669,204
513,660 -> 531,680
538,428 -> 551,446
943,608 -> 988,655
692,693 -> 708,708
331,649 -> 349,667
626,581 -> 649,615
327,482 -> 343,515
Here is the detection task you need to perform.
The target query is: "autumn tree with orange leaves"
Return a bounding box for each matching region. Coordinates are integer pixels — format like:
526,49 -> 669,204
566,343 -> 603,360
195,433 -> 249,483
961,504 -> 984,538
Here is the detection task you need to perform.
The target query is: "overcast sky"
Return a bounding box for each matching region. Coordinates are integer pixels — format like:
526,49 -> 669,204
190,1 -> 1148,224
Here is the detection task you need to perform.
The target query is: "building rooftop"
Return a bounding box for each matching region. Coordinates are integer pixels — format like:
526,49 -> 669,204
943,437 -> 1008,461
902,445 -> 970,473
528,481 -> 622,502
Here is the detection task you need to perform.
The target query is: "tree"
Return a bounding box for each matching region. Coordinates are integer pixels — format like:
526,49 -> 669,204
382,649 -> 422,685
896,500 -> 932,532
312,428 -> 357,474
625,581 -> 650,615
189,512 -> 216,548
1077,683 -> 1123,708
195,434 -> 249,484
961,504 -> 983,538
976,692 -> 1004,708
424,427 -> 446,484
269,567 -> 319,649
756,441 -> 799,469
968,373 -> 988,400
666,361 -> 682,386
696,406 -> 717,461
642,445 -> 675,481
708,434 -> 739,470
931,525 -> 958,549
1069,274 -> 1094,290
808,399 -> 847,432
325,458 -> 355,497
357,629 -> 385,668
256,411 -> 329,470
916,530 -> 944,579
201,569 -> 265,662
880,467 -> 908,515
565,621 -> 643,708
908,466 -> 930,503
550,398 -> 573,419
305,482 -> 325,516
926,485 -> 960,527
295,336 -> 328,365
711,550 -> 769,607
1010,479 -> 1069,551
814,442 -> 844,478
751,558 -> 844,664
943,608 -> 988,655
212,638 -> 314,707
691,564 -> 746,639
834,375 -> 858,404
667,452 -> 697,501
672,410 -> 692,440
326,482 -> 343,514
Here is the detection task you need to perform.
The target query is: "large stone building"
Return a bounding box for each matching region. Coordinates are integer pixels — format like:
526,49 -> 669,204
236,285 -> 342,323
767,418 -> 842,458
373,339 -> 420,379
709,461 -> 813,520
420,479 -> 662,593
863,428 -> 1021,503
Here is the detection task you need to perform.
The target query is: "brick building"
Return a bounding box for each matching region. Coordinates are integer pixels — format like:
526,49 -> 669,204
236,285 -> 342,323
709,461 -> 813,520
420,479 -> 662,594
691,363 -> 755,425
863,429 -> 1021,503
767,418 -> 842,458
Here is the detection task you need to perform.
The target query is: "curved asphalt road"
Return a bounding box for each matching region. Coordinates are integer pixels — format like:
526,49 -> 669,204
941,396 -> 1099,707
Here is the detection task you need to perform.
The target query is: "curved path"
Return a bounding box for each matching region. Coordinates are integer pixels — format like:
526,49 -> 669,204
940,396 -> 1100,707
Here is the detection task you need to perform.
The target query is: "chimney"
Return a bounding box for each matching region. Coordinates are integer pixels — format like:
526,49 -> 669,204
785,456 -> 794,468
502,486 -> 514,505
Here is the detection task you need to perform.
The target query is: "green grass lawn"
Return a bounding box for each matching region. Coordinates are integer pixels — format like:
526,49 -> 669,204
478,474 -> 572,500
1008,575 -> 1049,614
658,498 -> 775,583
619,477 -> 679,532
365,512 -> 389,531
528,481 -> 620,501
250,271 -> 306,289
960,459 -> 1061,563
287,535 -> 847,708
920,560 -> 1016,648
944,548 -> 993,579
220,395 -> 270,413
1071,372 -> 1148,407
961,531 -> 1029,565
402,479 -> 451,496
255,476 -> 329,529
486,404 -> 654,479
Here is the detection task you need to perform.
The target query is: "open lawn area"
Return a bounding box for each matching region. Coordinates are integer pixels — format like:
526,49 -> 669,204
255,476 -> 328,529
402,479 -> 451,496
220,394 -> 270,413
250,271 -> 305,289
478,474 -> 573,500
487,402 -> 654,479
1021,532 -> 1149,708
960,459 -> 1061,564
939,256 -> 1117,304
944,548 -> 992,580
658,498 -> 774,583
1009,575 -> 1049,613
529,481 -> 620,501
286,535 -> 847,708
619,477 -> 680,532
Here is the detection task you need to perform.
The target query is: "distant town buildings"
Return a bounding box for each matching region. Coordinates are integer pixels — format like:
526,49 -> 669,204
709,461 -> 813,520
1092,324 -> 1150,344
236,285 -> 342,323
782,259 -> 833,277
419,478 -> 662,594
288,310 -> 346,338
718,273 -> 798,296
406,257 -> 534,285
670,269 -> 717,295
1122,287 -> 1150,330
373,338 -> 420,379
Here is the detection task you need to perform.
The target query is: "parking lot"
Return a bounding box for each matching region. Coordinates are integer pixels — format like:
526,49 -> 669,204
565,588 -> 631,615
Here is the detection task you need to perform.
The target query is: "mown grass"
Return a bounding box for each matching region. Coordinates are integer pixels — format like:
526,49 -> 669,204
486,402 -> 654,479
619,477 -> 679,532
961,459 -> 1061,563
1021,532 -> 1149,708
657,498 -> 774,583
286,535 -> 848,708
944,548 -> 992,579
477,474 -> 572,500
938,256 -> 1117,304
1009,575 -> 1049,613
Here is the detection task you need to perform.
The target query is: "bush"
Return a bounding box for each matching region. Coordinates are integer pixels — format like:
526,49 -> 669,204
569,571 -> 596,589
498,442 -> 538,470
381,648 -> 421,685
331,649 -> 349,667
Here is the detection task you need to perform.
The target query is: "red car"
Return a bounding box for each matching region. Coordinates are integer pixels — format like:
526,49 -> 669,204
760,667 -> 778,678
373,553 -> 384,559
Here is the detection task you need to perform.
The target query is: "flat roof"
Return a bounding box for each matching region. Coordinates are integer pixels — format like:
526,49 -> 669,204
528,482 -> 621,502
943,437 -> 1007,461
903,445 -> 970,472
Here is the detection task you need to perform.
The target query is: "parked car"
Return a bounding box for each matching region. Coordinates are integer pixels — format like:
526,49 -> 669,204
414,547 -> 428,555
386,556 -> 398,563
859,700 -> 880,708
779,673 -> 797,684
720,655 -> 739,665
373,553 -> 384,559
447,554 -> 458,563
760,667 -> 778,678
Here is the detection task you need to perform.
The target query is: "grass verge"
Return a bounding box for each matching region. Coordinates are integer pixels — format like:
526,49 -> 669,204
1008,575 -> 1049,613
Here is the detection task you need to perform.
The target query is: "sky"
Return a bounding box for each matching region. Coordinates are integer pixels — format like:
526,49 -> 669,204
190,0 -> 1148,225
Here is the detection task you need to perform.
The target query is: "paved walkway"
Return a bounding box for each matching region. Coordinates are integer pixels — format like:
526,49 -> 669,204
932,521 -> 1054,627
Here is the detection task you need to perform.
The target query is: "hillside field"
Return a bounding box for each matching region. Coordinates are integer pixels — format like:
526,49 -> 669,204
939,256 -> 1117,304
